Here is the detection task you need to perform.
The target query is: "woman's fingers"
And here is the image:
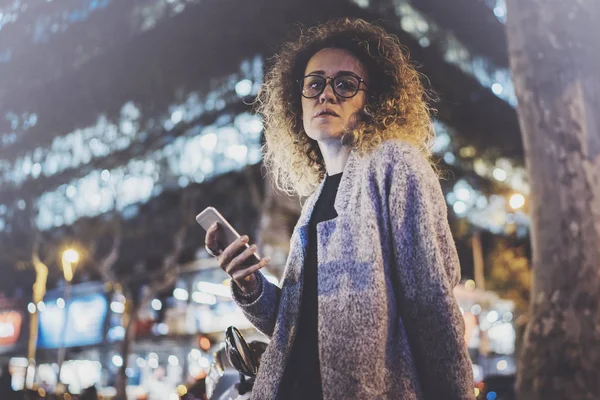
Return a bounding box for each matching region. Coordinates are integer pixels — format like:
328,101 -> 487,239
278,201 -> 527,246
231,257 -> 271,283
205,222 -> 222,254
218,235 -> 250,268
209,229 -> 269,288
225,244 -> 259,275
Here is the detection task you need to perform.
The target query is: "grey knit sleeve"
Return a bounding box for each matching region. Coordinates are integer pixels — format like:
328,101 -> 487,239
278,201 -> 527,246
231,272 -> 281,338
387,143 -> 474,399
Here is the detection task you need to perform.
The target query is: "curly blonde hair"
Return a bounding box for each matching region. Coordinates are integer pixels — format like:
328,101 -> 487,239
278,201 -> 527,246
258,18 -> 436,197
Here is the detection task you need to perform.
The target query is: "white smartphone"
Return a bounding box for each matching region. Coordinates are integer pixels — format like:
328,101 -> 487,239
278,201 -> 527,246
196,206 -> 261,262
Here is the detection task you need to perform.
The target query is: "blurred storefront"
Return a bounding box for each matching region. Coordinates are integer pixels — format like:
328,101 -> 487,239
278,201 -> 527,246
454,282 -> 517,383
0,298 -> 27,359
32,282 -> 109,393
0,297 -> 29,392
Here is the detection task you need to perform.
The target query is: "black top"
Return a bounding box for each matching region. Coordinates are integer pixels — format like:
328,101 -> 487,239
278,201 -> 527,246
278,172 -> 342,400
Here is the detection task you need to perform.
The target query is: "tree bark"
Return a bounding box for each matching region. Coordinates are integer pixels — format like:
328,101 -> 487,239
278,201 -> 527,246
27,234 -> 49,385
506,1 -> 600,399
115,297 -> 138,400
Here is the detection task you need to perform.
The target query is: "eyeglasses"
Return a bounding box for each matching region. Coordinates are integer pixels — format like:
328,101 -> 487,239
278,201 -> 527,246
299,73 -> 368,99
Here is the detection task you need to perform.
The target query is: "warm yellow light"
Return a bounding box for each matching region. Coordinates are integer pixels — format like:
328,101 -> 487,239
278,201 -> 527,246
61,248 -> 80,282
177,385 -> 188,396
465,279 -> 476,291
460,146 -> 476,158
62,249 -> 79,264
474,387 -> 480,397
509,193 -> 525,210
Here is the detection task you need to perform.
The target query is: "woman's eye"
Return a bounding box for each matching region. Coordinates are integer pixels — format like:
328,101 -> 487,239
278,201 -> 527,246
337,78 -> 357,90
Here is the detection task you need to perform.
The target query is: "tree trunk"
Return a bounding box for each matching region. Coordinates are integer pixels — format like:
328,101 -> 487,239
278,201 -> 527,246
506,1 -> 600,399
115,298 -> 138,400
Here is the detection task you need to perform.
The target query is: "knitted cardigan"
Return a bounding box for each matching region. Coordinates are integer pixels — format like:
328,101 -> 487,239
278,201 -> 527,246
232,139 -> 474,400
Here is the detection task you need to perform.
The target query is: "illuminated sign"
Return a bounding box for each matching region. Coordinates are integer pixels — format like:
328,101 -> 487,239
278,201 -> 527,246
38,293 -> 108,348
0,311 -> 22,346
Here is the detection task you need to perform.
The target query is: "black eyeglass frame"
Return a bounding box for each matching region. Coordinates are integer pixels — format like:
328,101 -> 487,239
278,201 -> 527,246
298,73 -> 369,99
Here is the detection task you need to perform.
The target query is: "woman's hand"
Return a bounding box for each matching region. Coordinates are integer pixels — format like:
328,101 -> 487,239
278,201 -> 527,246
205,222 -> 270,294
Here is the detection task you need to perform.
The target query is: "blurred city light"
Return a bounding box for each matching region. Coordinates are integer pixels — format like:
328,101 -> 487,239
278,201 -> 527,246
170,110 -> 183,124
487,310 -> 499,323
235,79 -> 253,97
491,83 -> 503,95
148,353 -> 159,369
199,337 -> 211,351
199,132 -> 218,151
496,360 -> 508,371
431,131 -> 451,153
112,355 -> 123,368
509,193 -> 525,209
459,146 -> 476,158
173,288 -> 189,301
455,187 -> 471,202
192,291 -> 217,305
197,281 -> 231,297
110,301 -> 125,314
476,196 -> 488,210
168,355 -> 179,366
108,326 -> 125,342
189,349 -> 201,359
157,323 -> 169,335
492,168 -> 507,182
57,298 -> 65,309
61,248 -> 80,282
464,280 -> 476,291
443,152 -> 456,165
177,385 -> 188,396
151,299 -> 162,311
27,303 -> 36,314
453,201 -> 467,215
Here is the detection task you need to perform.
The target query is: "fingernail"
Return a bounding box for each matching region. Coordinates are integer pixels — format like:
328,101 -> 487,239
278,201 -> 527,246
240,235 -> 249,243
263,257 -> 271,263
250,244 -> 257,250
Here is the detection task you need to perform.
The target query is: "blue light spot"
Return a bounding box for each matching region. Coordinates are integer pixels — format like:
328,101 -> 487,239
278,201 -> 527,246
487,392 -> 497,400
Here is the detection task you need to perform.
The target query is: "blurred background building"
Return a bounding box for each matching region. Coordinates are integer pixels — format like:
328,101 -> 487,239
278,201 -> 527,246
0,0 -> 528,397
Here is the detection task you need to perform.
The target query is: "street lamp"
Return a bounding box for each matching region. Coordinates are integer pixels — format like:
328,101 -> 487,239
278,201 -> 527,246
61,249 -> 79,282
57,248 -> 79,385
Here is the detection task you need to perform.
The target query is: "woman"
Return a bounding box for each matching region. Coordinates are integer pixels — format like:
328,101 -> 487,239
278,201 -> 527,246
205,18 -> 474,399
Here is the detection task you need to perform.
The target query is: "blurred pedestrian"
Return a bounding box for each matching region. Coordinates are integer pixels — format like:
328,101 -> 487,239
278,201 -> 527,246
205,18 -> 473,399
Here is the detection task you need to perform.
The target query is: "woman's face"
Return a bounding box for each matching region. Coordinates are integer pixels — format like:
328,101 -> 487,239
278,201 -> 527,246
301,47 -> 369,143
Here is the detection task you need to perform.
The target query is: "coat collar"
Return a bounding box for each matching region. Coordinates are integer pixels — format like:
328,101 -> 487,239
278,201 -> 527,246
296,147 -> 360,228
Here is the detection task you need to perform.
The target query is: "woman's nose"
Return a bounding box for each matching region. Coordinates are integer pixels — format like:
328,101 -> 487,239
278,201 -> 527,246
319,82 -> 337,103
